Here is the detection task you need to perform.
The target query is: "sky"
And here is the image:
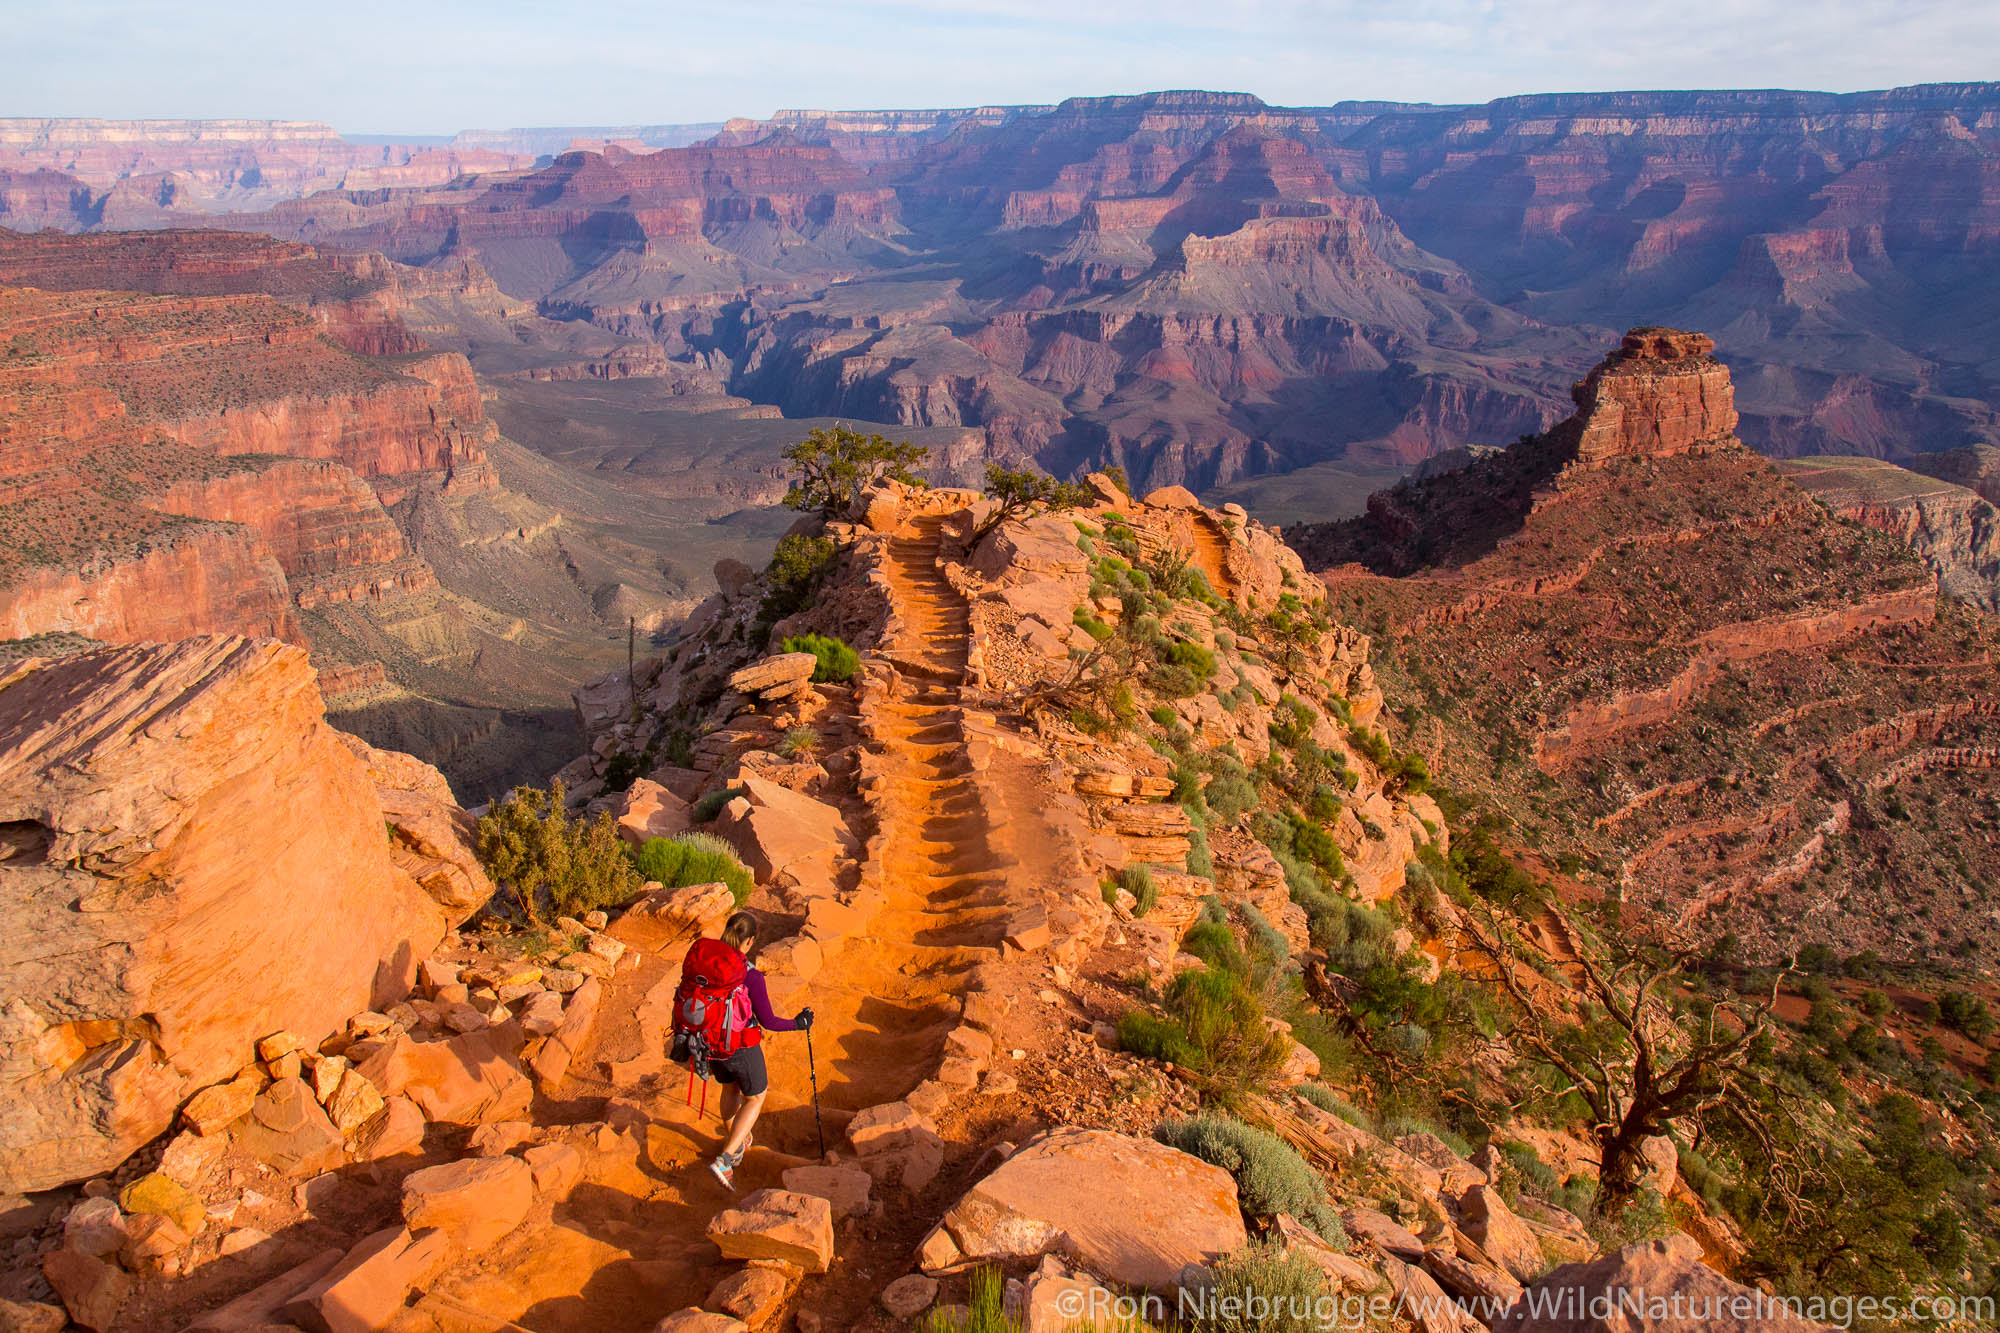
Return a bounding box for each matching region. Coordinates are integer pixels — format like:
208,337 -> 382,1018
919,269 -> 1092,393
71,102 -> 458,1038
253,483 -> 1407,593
9,0 -> 2000,135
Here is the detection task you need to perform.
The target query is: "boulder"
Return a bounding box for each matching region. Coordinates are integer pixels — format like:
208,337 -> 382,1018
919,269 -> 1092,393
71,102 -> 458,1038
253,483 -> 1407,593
971,513 -> 1091,582
286,1226 -> 452,1333
709,1263 -> 799,1325
781,1162 -> 873,1218
528,977 -> 603,1092
1422,1248 -> 1523,1311
1396,1132 -> 1487,1196
714,558 -> 755,598
0,638 -> 455,1192
653,1313 -> 748,1333
1493,1234 -> 1837,1332
236,1077 -> 345,1177
925,1127 -> 1244,1290
118,1172 -> 205,1236
1342,1207 -> 1426,1261
846,1101 -> 936,1155
713,775 -> 849,893
1141,485 -> 1201,509
879,1274 -> 938,1319
1460,1184 -> 1546,1284
615,882 -> 737,950
356,1024 -> 532,1124
613,778 -> 693,847
352,1096 -> 425,1161
706,1189 -> 834,1273
62,1197 -> 128,1258
1011,1257 -> 1125,1333
186,1246 -> 344,1332
181,1072 -> 263,1136
41,1249 -> 128,1332
727,654 -> 817,697
401,1155 -> 535,1252
525,1143 -> 584,1196
0,1299 -> 66,1333
1379,1253 -> 1485,1333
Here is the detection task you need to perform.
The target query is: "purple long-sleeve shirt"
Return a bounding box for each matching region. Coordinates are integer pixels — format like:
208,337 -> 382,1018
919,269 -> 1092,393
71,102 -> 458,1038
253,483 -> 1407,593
743,966 -> 797,1032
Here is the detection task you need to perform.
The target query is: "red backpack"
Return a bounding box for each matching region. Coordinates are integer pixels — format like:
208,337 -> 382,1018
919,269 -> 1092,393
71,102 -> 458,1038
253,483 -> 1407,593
672,938 -> 761,1095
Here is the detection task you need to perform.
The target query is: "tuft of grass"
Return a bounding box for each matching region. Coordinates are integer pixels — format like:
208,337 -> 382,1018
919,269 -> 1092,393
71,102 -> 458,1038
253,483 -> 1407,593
691,786 -> 746,822
632,832 -> 755,905
777,725 -> 821,758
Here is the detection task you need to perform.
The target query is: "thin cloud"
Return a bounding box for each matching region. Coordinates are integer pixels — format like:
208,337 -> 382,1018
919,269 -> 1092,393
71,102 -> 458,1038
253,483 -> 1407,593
5,0 -> 1997,131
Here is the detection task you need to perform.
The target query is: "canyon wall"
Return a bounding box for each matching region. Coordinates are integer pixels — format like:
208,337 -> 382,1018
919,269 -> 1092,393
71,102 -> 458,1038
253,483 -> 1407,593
1304,327 -> 2000,962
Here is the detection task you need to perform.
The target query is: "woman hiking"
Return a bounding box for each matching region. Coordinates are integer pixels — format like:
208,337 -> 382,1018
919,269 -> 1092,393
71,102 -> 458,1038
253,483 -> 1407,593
669,910 -> 814,1189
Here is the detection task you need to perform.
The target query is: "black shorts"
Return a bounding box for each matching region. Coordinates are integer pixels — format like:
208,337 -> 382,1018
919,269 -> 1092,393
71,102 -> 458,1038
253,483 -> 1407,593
671,1035 -> 769,1096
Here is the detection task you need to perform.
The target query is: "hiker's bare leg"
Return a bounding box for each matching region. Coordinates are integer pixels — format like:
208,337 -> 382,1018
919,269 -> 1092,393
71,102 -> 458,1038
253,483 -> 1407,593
719,1083 -> 741,1122
721,1090 -> 766,1158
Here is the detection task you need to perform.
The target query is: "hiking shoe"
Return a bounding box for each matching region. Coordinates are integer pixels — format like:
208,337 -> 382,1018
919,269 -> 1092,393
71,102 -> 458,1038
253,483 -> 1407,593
708,1151 -> 740,1190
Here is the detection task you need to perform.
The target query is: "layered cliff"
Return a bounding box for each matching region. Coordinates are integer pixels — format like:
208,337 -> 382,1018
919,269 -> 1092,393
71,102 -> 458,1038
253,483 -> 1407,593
1776,455 -> 2000,612
0,118 -> 532,214
1298,328 -> 2000,961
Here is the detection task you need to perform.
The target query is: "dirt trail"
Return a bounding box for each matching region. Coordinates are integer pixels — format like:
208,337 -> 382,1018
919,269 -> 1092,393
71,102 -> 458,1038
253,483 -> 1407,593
1188,511 -> 1239,599
439,515 -> 1015,1330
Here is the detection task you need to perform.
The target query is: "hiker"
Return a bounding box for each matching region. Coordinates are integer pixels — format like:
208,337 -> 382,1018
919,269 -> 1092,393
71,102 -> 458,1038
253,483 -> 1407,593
670,910 -> 815,1188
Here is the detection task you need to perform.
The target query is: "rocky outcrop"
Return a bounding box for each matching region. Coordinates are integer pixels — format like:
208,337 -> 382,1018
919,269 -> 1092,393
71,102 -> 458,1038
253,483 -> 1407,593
0,637 -> 478,1191
1777,455 -> 2000,611
1558,329 -> 1738,466
1304,326 -> 2000,961
1493,1234 -> 1835,1332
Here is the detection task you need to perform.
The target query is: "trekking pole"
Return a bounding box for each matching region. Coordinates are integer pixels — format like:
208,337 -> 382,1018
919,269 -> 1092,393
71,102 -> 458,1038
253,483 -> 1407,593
806,1027 -> 827,1161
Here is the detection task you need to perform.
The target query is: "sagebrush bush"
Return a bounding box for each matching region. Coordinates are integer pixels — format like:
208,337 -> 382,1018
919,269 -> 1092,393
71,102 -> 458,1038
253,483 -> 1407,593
1298,1083 -> 1374,1131
779,632 -> 859,683
1192,1239 -> 1332,1333
632,832 -> 755,905
1186,822 -> 1214,879
475,781 -> 642,922
1157,1114 -> 1344,1241
1205,772 -> 1258,825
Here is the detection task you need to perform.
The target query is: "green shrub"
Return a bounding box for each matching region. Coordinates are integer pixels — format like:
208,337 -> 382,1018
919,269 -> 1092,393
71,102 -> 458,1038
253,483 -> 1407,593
1183,921 -> 1248,975
761,534 -> 838,620
779,632 -> 859,683
475,781 -> 643,922
1120,864 -> 1160,917
1186,822 -> 1214,879
632,832 -> 755,905
691,786 -> 746,822
1156,1114 -> 1344,1240
1239,903 -> 1289,969
777,725 -> 821,758
1073,607 -> 1114,641
1205,773 -> 1259,825
1119,967 -> 1286,1087
1163,638 -> 1218,679
1191,1239 -> 1332,1333
1149,704 -> 1178,728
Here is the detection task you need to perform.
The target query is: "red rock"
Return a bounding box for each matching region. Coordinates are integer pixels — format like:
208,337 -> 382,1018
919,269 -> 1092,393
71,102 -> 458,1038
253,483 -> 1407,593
401,1155 -> 535,1252
653,1313 -> 748,1333
0,638 -> 455,1192
1493,1234 -> 1835,1332
286,1226 -> 452,1333
927,1127 -> 1245,1290
524,1142 -> 584,1196
186,1246 -> 344,1331
352,1095 -> 425,1162
357,1024 -> 532,1124
706,1189 -> 835,1273
236,1078 -> 345,1178
41,1249 -> 129,1332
